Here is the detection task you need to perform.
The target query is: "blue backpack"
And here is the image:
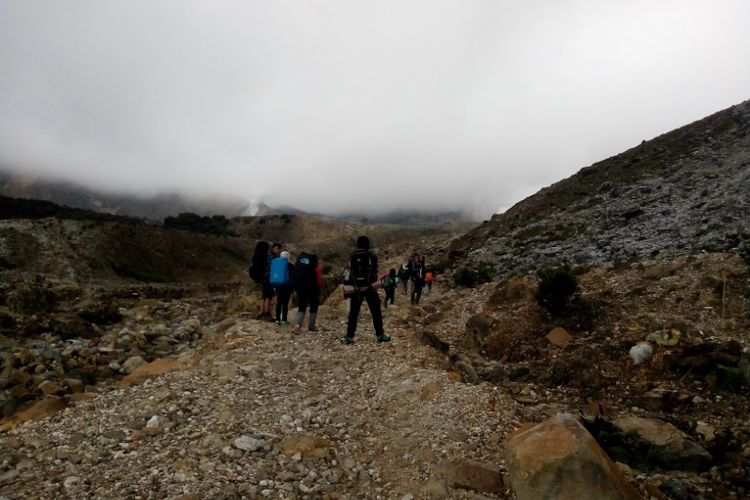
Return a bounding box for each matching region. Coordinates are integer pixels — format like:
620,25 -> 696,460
269,257 -> 290,286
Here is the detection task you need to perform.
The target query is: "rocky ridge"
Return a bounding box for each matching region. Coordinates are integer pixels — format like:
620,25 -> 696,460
450,100 -> 750,275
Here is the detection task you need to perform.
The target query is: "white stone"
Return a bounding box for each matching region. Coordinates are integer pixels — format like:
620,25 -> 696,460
629,342 -> 653,365
63,476 -> 80,490
233,435 -> 265,452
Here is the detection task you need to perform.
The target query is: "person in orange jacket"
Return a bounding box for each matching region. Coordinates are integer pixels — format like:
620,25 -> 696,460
425,268 -> 435,294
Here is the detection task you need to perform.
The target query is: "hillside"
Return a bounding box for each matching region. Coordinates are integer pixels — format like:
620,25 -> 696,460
450,100 -> 750,274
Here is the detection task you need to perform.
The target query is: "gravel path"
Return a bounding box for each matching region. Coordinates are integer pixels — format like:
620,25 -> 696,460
0,289 -> 519,499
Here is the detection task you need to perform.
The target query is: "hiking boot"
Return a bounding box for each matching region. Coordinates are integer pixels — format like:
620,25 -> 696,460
376,335 -> 391,343
340,336 -> 354,345
308,327 -> 319,332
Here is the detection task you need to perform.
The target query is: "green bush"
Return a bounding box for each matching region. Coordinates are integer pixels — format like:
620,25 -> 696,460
454,262 -> 495,288
163,213 -> 231,235
536,263 -> 578,316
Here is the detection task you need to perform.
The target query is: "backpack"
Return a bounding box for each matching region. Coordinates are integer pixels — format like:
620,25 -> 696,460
269,257 -> 290,286
292,252 -> 317,291
350,249 -> 374,288
249,241 -> 270,283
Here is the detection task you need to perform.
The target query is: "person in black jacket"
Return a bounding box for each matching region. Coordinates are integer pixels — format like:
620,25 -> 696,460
409,253 -> 426,305
382,268 -> 397,309
341,236 -> 389,344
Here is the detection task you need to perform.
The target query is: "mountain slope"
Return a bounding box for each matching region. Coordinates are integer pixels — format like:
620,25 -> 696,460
450,100 -> 750,274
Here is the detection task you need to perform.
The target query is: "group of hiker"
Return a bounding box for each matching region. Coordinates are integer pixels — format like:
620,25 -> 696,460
249,241 -> 321,334
250,237 -> 437,344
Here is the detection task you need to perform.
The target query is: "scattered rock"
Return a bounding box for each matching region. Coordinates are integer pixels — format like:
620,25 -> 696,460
118,358 -> 184,389
629,342 -> 653,365
279,435 -> 333,458
546,327 -> 573,347
441,458 -> 504,493
121,356 -> 146,374
37,380 -> 65,395
465,313 -> 495,349
268,358 -> 296,371
1,396 -> 66,429
233,435 -> 266,452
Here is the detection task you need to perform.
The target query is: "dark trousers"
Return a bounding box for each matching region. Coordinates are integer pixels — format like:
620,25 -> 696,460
275,286 -> 292,321
347,288 -> 384,338
297,288 -> 320,313
384,287 -> 395,308
411,283 -> 423,305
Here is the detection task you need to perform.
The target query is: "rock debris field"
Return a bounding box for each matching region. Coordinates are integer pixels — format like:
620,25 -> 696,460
0,287 -> 520,499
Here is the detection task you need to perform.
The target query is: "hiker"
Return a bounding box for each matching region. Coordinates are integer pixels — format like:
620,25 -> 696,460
270,251 -> 294,324
342,236 -> 389,344
293,252 -> 321,333
398,263 -> 410,295
382,268 -> 397,308
409,253 -> 426,305
250,241 -> 273,318
425,268 -> 435,294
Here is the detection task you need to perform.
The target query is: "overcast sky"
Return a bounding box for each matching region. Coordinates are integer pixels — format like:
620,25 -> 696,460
1,1 -> 749,219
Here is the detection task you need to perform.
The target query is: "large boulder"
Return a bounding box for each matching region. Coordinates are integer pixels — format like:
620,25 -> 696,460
612,417 -> 712,471
505,413 -> 642,500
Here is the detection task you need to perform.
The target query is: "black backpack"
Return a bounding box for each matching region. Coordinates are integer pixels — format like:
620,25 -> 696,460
350,249 -> 374,288
292,252 -> 317,291
249,241 -> 269,283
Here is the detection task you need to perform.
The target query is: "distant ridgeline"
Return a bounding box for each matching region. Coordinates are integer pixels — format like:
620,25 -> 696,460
0,195 -> 142,224
163,212 -> 233,236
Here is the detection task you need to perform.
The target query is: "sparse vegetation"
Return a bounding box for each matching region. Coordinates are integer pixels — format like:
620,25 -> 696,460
163,212 -> 233,235
0,195 -> 141,224
111,264 -> 174,283
535,262 -> 578,316
454,262 -> 495,288
583,417 -> 673,472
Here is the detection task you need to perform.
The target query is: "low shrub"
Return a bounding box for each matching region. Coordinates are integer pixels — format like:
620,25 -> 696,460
535,263 -> 578,316
454,262 -> 495,288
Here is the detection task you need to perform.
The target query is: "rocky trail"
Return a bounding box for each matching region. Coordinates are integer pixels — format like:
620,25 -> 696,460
0,286 -> 520,499
2,249 -> 750,499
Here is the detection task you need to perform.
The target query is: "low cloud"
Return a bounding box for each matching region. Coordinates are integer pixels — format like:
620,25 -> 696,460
1,1 -> 749,219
